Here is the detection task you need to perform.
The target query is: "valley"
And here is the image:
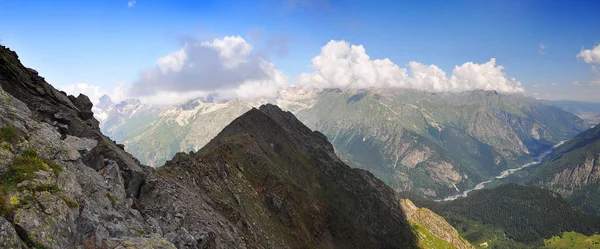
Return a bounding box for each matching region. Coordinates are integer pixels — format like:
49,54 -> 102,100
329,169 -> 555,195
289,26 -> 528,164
441,141 -> 565,201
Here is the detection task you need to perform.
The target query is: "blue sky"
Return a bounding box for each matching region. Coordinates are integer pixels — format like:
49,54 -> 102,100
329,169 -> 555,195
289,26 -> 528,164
1,0 -> 599,103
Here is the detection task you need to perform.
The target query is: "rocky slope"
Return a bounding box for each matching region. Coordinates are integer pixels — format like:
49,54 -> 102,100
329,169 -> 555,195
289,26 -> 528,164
0,45 -> 420,248
400,199 -> 474,249
527,123 -> 600,216
138,104 -> 418,248
0,45 -> 174,248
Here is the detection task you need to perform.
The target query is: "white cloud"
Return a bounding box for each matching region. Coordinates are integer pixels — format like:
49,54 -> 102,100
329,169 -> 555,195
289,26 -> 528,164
60,83 -> 127,106
571,81 -> 582,86
129,36 -> 288,102
577,44 -> 600,64
550,83 -> 557,86
128,0 -> 136,7
589,79 -> 600,86
298,40 -> 524,93
538,43 -> 546,55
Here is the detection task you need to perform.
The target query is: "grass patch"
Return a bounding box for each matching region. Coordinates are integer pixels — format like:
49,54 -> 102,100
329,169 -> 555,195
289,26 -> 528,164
5,156 -> 49,184
105,193 -> 116,207
544,231 -> 600,249
0,125 -> 20,144
22,147 -> 38,158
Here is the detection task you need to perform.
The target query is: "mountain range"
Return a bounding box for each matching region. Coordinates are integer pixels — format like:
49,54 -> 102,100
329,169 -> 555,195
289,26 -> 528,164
99,87 -> 591,199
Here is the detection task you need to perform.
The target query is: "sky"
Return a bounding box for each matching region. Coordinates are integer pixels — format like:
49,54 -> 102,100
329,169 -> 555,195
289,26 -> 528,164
0,0 -> 599,104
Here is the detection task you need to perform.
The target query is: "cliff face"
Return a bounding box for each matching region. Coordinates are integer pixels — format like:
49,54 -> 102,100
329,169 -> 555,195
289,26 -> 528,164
527,124 -> 600,216
0,45 -> 419,248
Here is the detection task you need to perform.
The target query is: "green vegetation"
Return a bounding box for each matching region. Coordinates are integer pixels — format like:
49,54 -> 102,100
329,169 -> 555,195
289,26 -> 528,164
544,232 -> 600,249
0,125 -> 21,144
402,184 -> 600,248
410,222 -> 457,249
0,148 -> 63,217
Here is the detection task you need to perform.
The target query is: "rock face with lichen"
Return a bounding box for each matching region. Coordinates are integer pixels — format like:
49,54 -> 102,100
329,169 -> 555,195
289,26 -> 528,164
0,45 -> 419,248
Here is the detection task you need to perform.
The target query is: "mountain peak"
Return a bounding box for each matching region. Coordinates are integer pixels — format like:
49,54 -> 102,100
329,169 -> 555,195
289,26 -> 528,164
97,94 -> 114,109
161,103 -> 420,248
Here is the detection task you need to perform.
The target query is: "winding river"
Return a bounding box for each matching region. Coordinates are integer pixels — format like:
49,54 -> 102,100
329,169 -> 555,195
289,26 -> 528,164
438,141 -> 565,202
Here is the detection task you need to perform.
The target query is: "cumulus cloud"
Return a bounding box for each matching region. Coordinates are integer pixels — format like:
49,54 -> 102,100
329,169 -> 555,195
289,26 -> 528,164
538,43 -> 547,55
571,81 -> 582,86
128,36 -> 287,102
577,44 -> 600,64
297,40 -> 524,93
128,0 -> 136,7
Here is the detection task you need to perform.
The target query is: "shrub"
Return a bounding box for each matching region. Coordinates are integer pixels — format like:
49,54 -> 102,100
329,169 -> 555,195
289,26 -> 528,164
0,125 -> 20,144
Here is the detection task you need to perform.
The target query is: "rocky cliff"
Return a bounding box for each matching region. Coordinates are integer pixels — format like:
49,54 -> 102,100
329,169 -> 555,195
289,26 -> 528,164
0,45 -> 419,248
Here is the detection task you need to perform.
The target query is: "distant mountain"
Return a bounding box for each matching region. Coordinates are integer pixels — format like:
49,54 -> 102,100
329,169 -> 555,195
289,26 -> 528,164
124,98 -> 252,166
527,123 -> 600,216
546,100 -> 600,127
283,88 -> 587,198
98,96 -> 165,143
103,87 -> 587,199
401,184 -> 600,248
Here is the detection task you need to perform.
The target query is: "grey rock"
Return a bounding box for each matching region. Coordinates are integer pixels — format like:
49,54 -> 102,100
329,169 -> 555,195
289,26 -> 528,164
0,217 -> 25,249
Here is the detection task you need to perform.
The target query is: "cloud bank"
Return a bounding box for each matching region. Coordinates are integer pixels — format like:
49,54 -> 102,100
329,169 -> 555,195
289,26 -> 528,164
297,40 -> 524,93
128,36 -> 288,103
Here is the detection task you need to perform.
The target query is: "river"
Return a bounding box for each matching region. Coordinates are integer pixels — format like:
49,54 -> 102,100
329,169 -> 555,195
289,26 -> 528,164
438,141 -> 565,202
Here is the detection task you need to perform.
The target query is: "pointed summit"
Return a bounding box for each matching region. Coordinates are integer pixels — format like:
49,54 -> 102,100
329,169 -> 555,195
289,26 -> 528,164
97,94 -> 114,110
